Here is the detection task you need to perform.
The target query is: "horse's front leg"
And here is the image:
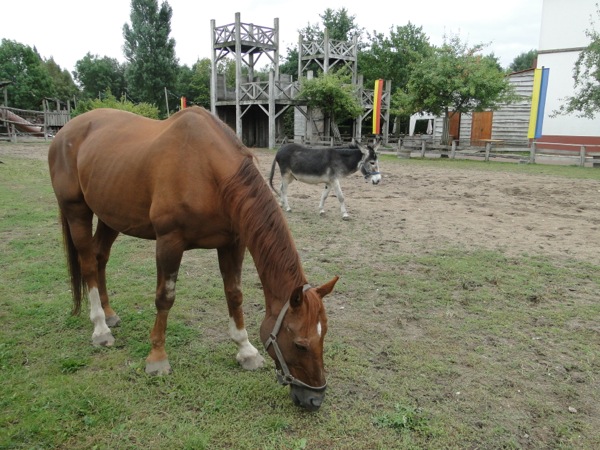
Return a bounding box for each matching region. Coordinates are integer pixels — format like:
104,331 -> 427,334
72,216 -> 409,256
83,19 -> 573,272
218,243 -> 265,371
332,179 -> 349,220
145,236 -> 184,376
319,184 -> 331,215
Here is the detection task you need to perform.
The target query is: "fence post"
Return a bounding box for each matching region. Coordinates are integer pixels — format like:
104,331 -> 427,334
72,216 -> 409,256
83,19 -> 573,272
420,139 -> 426,157
579,146 -> 586,167
529,142 -> 536,164
485,142 -> 491,162
450,140 -> 457,159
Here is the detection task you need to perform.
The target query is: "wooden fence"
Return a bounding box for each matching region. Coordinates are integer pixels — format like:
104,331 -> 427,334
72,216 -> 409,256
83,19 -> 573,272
395,136 -> 600,167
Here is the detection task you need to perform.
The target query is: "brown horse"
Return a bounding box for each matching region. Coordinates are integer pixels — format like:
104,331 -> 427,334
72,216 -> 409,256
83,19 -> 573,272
48,107 -> 338,411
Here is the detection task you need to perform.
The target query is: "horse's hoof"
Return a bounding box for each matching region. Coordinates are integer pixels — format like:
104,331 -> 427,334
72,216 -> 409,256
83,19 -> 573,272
319,210 -> 325,216
92,332 -> 115,347
238,353 -> 265,371
105,314 -> 121,327
342,214 -> 350,221
145,359 -> 172,376
285,208 -> 292,212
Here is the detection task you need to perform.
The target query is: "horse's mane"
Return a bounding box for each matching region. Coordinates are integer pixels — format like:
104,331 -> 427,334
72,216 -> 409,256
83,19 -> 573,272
220,156 -> 307,302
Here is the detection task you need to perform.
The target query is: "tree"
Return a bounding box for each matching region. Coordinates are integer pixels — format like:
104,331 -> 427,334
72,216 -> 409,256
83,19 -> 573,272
176,59 -> 211,109
123,0 -> 178,114
297,70 -> 363,135
393,34 -> 517,144
359,23 -> 433,134
553,5 -> 600,119
0,39 -> 55,110
509,50 -> 537,72
320,8 -> 362,42
44,58 -> 80,104
74,53 -> 127,100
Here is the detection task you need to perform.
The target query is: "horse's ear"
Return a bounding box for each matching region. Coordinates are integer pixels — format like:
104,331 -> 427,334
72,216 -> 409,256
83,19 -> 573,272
290,285 -> 305,308
316,276 -> 339,299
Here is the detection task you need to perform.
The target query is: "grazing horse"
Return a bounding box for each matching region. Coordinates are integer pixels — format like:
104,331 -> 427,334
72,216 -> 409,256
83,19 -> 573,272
48,107 -> 338,411
268,141 -> 382,219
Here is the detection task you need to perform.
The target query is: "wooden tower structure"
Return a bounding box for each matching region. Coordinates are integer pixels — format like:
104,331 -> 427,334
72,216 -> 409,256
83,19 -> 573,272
211,12 -> 300,148
210,13 -> 391,147
297,28 -> 391,143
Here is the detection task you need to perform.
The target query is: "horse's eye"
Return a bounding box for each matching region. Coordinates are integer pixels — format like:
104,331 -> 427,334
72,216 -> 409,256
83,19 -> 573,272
294,342 -> 309,352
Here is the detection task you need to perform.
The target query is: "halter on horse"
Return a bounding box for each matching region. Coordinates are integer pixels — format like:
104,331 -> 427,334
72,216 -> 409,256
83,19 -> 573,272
48,107 -> 338,411
268,141 -> 382,220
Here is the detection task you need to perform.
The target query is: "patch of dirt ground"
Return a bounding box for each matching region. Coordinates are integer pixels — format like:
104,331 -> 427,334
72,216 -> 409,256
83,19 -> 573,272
3,139 -> 600,264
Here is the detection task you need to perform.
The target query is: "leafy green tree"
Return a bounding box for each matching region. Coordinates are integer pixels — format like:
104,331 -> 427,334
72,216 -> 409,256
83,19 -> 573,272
320,8 -> 362,42
44,58 -> 80,104
509,50 -> 537,72
393,34 -> 517,144
123,0 -> 178,114
72,90 -> 159,118
297,70 -> 363,132
74,53 -> 127,100
359,23 -> 433,134
176,59 -> 211,109
553,5 -> 600,119
0,39 -> 55,110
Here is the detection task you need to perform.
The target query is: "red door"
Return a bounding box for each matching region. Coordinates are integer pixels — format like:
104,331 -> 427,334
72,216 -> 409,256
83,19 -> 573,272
471,111 -> 493,147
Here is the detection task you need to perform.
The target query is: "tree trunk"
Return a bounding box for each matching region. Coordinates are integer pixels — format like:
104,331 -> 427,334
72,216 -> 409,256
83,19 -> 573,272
441,107 -> 450,146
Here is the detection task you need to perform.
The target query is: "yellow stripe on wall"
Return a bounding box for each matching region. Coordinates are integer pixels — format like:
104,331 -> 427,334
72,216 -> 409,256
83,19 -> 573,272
527,69 -> 542,139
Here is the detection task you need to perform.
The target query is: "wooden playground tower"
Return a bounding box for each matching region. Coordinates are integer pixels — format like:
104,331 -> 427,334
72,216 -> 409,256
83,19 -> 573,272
210,13 -> 391,148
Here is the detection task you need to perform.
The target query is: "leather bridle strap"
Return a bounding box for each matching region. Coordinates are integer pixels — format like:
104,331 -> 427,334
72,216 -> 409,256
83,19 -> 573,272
263,284 -> 327,392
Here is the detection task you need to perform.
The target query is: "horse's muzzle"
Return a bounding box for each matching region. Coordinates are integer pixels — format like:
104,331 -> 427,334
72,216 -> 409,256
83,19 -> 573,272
290,385 -> 326,411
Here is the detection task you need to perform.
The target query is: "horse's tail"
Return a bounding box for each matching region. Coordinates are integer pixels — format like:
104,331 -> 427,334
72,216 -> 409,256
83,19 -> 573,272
59,210 -> 85,315
268,156 -> 280,196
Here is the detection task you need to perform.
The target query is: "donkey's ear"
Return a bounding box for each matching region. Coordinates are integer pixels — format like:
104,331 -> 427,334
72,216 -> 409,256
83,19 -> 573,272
290,285 -> 305,308
356,142 -> 369,155
372,137 -> 382,153
316,276 -> 339,299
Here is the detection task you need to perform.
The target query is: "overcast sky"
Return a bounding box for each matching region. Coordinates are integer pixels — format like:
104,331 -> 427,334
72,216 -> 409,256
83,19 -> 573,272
2,0 -> 544,75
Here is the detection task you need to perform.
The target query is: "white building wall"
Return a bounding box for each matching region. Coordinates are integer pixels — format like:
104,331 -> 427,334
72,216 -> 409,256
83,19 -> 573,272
537,0 -> 600,140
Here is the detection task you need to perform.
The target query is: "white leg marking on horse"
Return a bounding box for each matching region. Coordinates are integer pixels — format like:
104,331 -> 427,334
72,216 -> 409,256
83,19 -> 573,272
89,287 -> 114,346
228,317 -> 265,370
317,321 -> 322,337
165,274 -> 176,302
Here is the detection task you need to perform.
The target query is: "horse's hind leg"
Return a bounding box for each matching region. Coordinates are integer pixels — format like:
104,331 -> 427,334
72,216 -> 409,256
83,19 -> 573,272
319,184 -> 331,215
218,243 -> 265,371
332,179 -> 349,220
66,209 -> 115,346
94,220 -> 121,327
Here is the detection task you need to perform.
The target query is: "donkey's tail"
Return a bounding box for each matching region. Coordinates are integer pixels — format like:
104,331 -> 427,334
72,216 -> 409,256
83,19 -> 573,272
60,210 -> 85,315
268,156 -> 280,196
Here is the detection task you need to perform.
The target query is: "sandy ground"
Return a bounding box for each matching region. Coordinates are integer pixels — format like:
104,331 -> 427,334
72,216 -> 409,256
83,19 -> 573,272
2,140 -> 600,267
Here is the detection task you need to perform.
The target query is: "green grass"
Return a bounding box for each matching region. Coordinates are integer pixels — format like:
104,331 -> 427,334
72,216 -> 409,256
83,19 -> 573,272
1,150 -> 599,449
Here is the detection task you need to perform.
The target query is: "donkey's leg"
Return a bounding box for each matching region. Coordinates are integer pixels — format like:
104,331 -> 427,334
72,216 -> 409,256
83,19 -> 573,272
332,179 -> 349,220
93,220 -> 121,327
145,235 -> 184,376
67,209 -> 115,346
218,243 -> 265,370
280,173 -> 294,212
319,184 -> 331,215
